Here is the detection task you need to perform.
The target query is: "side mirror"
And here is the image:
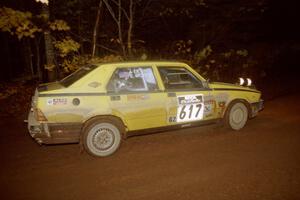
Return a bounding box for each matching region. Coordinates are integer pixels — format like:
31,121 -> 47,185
202,79 -> 210,89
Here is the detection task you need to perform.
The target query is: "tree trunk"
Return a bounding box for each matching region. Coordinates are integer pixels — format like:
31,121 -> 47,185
44,31 -> 56,81
127,0 -> 133,58
103,0 -> 126,57
117,0 -> 126,57
34,37 -> 42,81
78,15 -> 84,54
23,38 -> 34,78
92,0 -> 103,57
42,3 -> 56,81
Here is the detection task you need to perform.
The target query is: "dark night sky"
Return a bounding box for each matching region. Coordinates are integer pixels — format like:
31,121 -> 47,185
0,0 -> 300,82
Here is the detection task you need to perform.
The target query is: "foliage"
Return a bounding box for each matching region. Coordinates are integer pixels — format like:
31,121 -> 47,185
49,20 -> 70,31
0,84 -> 17,100
0,7 -> 41,39
158,0 -> 206,18
52,37 -> 81,73
35,0 -> 49,5
0,0 -> 272,84
53,37 -> 80,57
162,40 -> 258,82
193,47 -> 257,82
44,63 -> 56,71
88,54 -> 123,64
193,45 -> 212,63
60,54 -> 123,74
0,81 -> 36,116
174,40 -> 193,56
195,0 -> 206,7
0,6 -> 81,80
236,49 -> 248,57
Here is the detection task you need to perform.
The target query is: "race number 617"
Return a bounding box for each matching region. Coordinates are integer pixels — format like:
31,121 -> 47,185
178,103 -> 202,122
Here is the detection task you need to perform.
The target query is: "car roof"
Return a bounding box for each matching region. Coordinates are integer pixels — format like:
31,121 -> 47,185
97,60 -> 189,68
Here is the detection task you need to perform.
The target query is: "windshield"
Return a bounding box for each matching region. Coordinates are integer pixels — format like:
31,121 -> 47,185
60,64 -> 98,87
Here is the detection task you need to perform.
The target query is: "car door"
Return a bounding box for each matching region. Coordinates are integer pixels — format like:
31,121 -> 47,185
106,65 -> 167,131
156,66 -> 216,125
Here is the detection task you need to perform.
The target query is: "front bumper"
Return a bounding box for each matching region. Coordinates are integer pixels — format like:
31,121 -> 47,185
250,99 -> 264,118
27,109 -> 81,144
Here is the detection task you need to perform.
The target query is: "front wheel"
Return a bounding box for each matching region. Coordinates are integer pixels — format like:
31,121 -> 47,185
225,102 -> 249,130
82,118 -> 124,157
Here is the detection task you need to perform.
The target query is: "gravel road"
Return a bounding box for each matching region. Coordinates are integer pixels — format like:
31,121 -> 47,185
1,94 -> 300,200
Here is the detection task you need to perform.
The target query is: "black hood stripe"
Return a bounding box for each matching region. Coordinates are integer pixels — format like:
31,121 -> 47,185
213,88 -> 260,94
38,90 -> 165,97
39,93 -> 106,97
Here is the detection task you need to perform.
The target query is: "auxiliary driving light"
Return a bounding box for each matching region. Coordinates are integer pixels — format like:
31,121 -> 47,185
246,78 -> 252,86
239,78 -> 245,85
239,77 -> 252,86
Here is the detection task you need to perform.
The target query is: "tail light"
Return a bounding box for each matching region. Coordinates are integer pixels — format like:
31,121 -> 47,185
34,108 -> 48,122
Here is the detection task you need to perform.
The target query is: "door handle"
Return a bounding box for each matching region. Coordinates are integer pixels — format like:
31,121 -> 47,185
110,95 -> 120,101
167,92 -> 176,97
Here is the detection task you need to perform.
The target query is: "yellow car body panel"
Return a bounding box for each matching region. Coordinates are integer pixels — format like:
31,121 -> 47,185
27,61 -> 263,144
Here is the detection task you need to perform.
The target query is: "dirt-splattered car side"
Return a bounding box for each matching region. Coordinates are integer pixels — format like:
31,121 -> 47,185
27,61 -> 263,157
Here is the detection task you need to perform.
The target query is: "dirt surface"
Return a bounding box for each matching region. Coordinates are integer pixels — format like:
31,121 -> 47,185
1,94 -> 300,200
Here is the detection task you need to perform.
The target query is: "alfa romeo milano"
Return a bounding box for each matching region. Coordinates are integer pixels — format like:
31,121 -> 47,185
27,61 -> 263,157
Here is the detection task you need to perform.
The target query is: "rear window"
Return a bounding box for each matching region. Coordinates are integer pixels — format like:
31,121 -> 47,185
60,64 -> 98,87
107,67 -> 158,93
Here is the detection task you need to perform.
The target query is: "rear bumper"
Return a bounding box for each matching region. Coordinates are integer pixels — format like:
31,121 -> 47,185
27,110 -> 81,144
250,99 -> 264,118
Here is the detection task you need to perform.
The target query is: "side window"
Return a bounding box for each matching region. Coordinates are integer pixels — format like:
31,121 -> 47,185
107,67 -> 158,93
158,67 -> 203,90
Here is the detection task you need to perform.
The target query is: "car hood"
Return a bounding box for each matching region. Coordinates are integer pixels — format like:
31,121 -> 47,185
209,82 -> 260,93
38,81 -> 64,92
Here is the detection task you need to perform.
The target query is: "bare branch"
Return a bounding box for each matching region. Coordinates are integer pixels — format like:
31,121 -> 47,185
102,0 -> 118,24
92,0 -> 103,57
136,0 -> 154,25
110,0 -> 130,21
69,31 -> 119,54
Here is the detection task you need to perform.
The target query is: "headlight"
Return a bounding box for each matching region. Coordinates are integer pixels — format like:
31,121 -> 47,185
239,77 -> 252,87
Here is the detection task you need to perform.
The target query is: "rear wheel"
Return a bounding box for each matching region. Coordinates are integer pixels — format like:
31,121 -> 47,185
225,101 -> 249,130
82,117 -> 124,157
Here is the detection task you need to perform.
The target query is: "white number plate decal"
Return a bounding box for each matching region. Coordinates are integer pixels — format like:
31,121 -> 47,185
176,95 -> 204,122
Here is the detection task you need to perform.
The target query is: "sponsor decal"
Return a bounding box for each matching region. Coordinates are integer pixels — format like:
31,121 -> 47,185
47,98 -> 67,106
168,116 -> 177,123
127,94 -> 149,101
204,105 -> 212,113
178,95 -> 203,105
176,95 -> 204,122
88,81 -> 101,88
217,101 -> 226,116
204,100 -> 215,113
215,93 -> 228,102
218,101 -> 226,107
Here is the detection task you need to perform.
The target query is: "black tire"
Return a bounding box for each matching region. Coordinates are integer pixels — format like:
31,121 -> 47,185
81,117 -> 125,157
224,101 -> 249,130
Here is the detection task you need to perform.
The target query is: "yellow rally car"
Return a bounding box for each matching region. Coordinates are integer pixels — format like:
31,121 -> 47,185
27,61 -> 263,157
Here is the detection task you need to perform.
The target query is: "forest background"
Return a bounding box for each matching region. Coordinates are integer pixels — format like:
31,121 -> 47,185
0,0 -> 299,115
